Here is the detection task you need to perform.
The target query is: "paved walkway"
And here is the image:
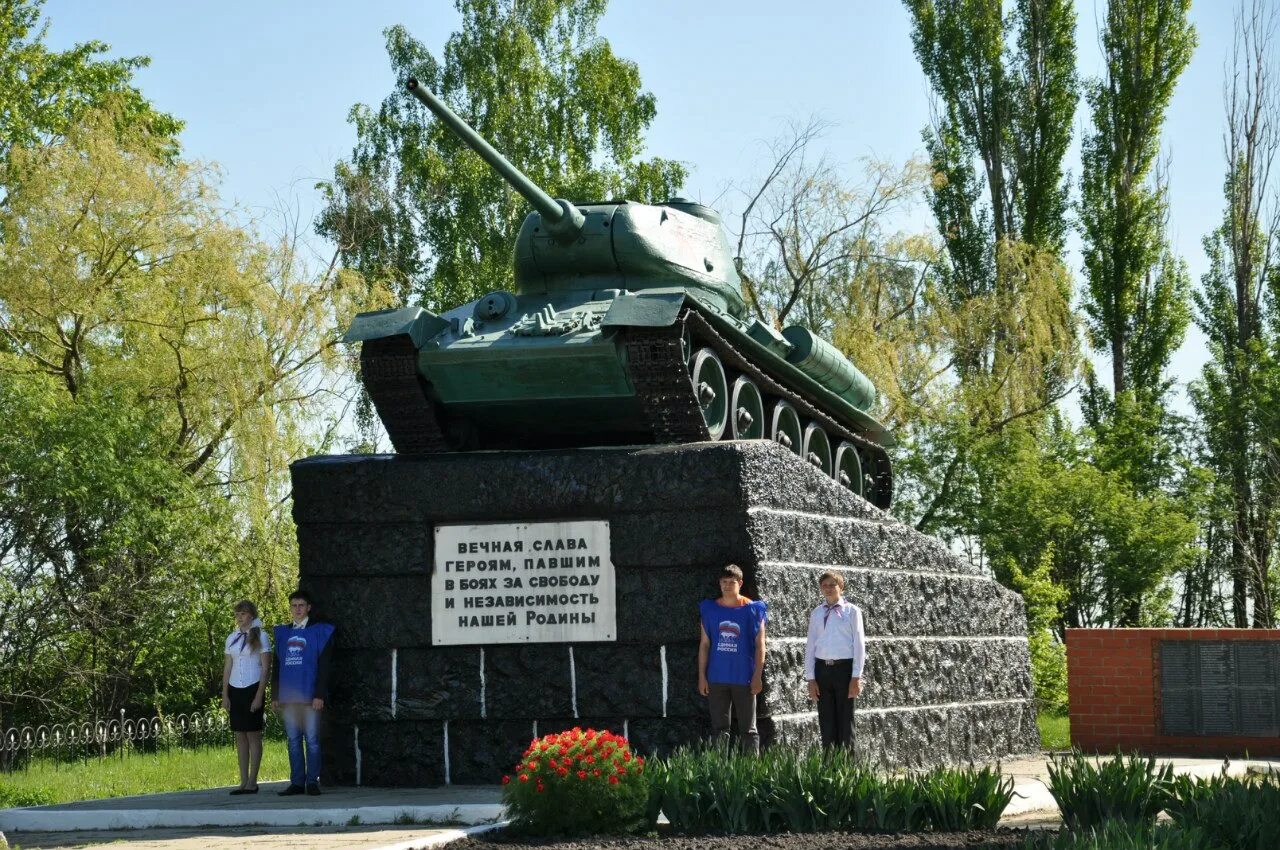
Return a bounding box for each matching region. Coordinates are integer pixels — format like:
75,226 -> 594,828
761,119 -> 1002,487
2,824 -> 470,850
3,756 -> 1277,850
0,780 -> 503,833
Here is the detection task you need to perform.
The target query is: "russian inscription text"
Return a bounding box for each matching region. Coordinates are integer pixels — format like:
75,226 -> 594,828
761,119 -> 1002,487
432,520 -> 616,645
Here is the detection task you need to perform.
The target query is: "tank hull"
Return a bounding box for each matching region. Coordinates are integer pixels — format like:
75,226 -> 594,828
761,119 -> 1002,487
353,290 -> 895,508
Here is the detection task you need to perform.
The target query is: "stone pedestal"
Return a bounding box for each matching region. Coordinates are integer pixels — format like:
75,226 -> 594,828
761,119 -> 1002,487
290,441 -> 1039,786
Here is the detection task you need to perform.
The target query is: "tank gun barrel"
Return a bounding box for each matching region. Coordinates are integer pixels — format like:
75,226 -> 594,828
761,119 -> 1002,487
405,78 -> 584,242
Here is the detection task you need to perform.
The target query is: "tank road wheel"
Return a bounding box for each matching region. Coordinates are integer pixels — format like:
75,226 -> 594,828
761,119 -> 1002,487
769,400 -> 802,455
729,376 -> 765,439
690,348 -> 728,440
834,441 -> 864,496
802,423 -> 833,476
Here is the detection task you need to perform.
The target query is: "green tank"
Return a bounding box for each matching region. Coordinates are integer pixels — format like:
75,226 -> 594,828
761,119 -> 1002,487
344,79 -> 895,509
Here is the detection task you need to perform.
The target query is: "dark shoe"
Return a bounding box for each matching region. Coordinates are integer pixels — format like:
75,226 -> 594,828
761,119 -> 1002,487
229,788 -> 253,796
278,785 -> 306,796
306,783 -> 321,796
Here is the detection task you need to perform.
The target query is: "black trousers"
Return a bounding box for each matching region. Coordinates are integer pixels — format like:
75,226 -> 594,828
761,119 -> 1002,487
815,658 -> 856,748
707,682 -> 760,755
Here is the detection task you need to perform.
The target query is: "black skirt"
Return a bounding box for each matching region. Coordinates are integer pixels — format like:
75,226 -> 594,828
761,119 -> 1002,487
228,683 -> 265,732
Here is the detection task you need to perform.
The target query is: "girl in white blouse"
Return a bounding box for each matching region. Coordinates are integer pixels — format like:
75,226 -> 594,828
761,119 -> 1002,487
222,600 -> 272,794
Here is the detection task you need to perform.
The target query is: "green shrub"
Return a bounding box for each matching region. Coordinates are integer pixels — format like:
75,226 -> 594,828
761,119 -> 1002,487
651,744 -> 1015,834
0,782 -> 55,808
1023,820 -> 1205,849
501,727 -> 650,836
1165,771 -> 1280,850
916,764 -> 1015,831
1045,753 -> 1172,832
650,741 -> 771,833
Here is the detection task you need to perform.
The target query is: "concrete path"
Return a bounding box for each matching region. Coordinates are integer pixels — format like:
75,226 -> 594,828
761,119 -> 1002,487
3,755 -> 1278,849
997,754 -> 1278,819
2,822 -> 504,850
0,781 -> 503,832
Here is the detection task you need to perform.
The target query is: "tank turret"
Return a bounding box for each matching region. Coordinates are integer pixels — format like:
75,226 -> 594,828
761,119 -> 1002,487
344,80 -> 895,509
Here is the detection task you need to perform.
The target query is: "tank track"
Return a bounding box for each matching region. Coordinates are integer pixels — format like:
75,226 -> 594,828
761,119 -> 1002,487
622,327 -> 710,443
359,336 -> 450,454
627,309 -> 894,510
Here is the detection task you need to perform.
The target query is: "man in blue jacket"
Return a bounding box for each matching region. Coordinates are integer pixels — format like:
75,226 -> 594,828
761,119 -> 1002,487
271,588 -> 336,796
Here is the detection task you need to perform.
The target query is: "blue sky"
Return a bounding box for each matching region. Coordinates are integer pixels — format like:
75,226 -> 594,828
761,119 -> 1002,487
43,1 -> 1248,403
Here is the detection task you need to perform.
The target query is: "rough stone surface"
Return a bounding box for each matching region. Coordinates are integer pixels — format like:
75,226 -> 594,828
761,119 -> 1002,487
294,441 -> 1040,786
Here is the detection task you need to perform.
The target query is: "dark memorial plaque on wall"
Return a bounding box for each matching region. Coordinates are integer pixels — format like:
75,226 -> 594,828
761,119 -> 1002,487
1160,640 -> 1280,738
1198,643 -> 1236,735
1238,643 -> 1279,733
1160,642 -> 1195,736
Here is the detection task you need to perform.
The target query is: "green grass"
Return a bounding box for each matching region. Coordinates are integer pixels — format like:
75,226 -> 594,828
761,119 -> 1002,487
0,742 -> 290,806
1038,711 -> 1071,751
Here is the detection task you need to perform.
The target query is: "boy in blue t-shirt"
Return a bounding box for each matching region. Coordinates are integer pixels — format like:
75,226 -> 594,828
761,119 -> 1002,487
697,563 -> 768,754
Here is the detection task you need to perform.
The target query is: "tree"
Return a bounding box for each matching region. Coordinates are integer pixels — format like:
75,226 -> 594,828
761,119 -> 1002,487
901,0 -> 1079,536
1078,0 -> 1195,486
0,111 -> 382,725
730,119 -> 931,333
317,0 -> 685,311
1190,0 -> 1280,628
0,0 -> 181,159
978,426 -> 1195,631
905,0 -> 1076,253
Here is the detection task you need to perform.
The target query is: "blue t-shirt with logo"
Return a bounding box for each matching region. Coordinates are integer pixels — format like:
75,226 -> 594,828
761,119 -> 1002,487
700,598 -> 768,686
273,622 -> 335,703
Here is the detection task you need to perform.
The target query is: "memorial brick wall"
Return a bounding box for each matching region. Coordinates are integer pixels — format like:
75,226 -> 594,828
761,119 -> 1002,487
1067,628 -> 1280,756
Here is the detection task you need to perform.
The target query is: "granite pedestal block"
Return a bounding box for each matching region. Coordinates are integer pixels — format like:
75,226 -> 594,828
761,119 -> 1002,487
292,441 -> 1039,786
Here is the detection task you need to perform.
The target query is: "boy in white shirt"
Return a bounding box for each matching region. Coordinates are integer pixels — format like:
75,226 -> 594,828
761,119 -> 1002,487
803,570 -> 866,748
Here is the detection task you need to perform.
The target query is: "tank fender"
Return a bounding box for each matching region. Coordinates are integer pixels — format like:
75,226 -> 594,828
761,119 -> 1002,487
342,306 -> 451,348
601,291 -> 685,328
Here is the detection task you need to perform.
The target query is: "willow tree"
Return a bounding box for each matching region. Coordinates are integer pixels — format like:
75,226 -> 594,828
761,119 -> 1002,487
0,112 -> 382,723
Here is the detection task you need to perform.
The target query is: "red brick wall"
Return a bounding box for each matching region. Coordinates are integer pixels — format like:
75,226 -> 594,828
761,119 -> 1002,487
1066,628 -> 1280,756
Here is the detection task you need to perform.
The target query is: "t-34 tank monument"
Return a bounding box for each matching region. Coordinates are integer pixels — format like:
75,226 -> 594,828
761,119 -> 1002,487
292,80 -> 1039,786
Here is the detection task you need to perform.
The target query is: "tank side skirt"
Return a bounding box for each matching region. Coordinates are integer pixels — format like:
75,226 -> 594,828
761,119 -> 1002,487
360,335 -> 450,453
680,309 -> 894,510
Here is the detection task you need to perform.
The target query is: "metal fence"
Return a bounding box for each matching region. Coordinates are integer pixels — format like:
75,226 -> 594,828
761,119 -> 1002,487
1,708 -> 283,772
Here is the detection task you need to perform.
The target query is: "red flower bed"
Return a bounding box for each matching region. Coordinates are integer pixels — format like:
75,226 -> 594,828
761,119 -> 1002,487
501,727 -> 652,836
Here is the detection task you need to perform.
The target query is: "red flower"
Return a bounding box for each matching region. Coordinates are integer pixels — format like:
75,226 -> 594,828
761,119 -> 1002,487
501,775 -> 511,785
585,755 -> 595,764
577,770 -> 587,779
637,757 -> 645,766
518,774 -> 529,783
557,767 -> 569,777
527,760 -> 539,770
536,784 -> 545,793
593,769 -> 601,777
609,775 -> 620,785
623,751 -> 632,762
617,766 -> 627,776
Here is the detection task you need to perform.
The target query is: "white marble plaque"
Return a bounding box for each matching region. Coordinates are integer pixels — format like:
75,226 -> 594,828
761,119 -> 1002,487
432,520 -> 616,645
